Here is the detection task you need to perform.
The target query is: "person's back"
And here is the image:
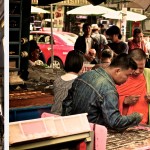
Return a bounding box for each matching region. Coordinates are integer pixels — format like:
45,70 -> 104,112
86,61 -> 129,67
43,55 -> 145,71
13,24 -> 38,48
51,50 -> 84,115
91,24 -> 108,62
62,53 -> 143,131
117,48 -> 150,124
98,23 -> 106,35
91,24 -> 108,46
92,48 -> 114,69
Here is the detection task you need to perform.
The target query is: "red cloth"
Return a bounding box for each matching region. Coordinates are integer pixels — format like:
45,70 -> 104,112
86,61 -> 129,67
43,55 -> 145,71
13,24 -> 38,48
77,123 -> 107,150
128,39 -> 147,53
117,74 -> 148,124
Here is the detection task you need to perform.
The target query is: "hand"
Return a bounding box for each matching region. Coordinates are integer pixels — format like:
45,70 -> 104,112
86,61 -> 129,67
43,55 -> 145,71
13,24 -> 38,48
124,95 -> 140,105
84,53 -> 94,62
139,113 -> 143,119
145,93 -> 150,103
88,49 -> 96,57
139,113 -> 144,121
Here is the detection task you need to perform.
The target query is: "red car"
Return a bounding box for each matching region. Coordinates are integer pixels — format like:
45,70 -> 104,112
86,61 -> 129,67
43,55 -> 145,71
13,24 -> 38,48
30,31 -> 78,68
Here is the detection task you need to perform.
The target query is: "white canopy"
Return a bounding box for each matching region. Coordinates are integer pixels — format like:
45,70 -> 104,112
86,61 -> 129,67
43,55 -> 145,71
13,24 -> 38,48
102,10 -> 147,22
67,4 -> 116,15
31,6 -> 49,14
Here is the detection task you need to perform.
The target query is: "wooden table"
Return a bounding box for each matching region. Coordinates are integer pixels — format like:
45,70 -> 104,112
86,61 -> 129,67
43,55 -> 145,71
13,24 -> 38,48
9,131 -> 94,150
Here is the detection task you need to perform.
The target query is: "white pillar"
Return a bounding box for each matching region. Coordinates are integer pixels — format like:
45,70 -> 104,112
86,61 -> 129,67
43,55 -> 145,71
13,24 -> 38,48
121,7 -> 127,42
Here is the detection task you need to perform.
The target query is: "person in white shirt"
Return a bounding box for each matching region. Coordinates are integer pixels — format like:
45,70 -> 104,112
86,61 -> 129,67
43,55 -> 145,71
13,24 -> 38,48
74,23 -> 98,64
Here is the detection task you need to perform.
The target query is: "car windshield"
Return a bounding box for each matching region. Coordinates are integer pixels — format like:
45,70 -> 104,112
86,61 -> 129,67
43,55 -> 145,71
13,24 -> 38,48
30,32 -> 77,46
55,33 -> 77,45
59,32 -> 78,43
34,21 -> 41,27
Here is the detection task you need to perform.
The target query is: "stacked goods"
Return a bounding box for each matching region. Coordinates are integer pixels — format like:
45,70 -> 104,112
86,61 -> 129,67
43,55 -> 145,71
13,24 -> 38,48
28,66 -> 65,82
9,91 -> 53,108
9,72 -> 24,85
107,126 -> 150,150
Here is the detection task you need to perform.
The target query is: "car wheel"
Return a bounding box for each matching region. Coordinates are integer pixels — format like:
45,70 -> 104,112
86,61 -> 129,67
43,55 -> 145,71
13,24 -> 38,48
47,57 -> 64,69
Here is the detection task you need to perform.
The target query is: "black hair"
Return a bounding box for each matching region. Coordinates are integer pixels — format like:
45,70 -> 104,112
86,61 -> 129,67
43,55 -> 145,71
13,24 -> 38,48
106,25 -> 122,39
29,40 -> 39,51
128,48 -> 147,61
98,23 -> 104,28
101,49 -> 113,59
82,23 -> 91,31
109,53 -> 137,70
29,40 -> 39,56
28,40 -> 46,63
133,28 -> 142,37
64,50 -> 84,73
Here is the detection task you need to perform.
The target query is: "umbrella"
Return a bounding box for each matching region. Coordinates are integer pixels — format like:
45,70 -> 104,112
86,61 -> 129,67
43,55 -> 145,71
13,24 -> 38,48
31,6 -> 50,14
102,10 -> 147,22
67,4 -> 116,15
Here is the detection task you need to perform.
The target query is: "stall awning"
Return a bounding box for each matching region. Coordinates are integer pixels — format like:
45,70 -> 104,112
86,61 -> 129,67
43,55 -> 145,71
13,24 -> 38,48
67,4 -> 116,15
31,6 -> 50,14
102,10 -> 147,22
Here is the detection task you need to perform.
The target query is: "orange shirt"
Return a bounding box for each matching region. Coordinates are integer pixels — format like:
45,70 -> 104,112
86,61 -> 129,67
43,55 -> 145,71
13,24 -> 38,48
128,39 -> 147,53
117,73 -> 148,124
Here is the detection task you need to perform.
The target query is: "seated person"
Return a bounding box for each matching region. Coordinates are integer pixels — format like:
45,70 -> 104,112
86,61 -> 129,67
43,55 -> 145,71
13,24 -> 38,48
29,40 -> 46,65
62,53 -> 143,132
117,48 -> 150,125
51,50 -> 84,115
128,28 -> 147,53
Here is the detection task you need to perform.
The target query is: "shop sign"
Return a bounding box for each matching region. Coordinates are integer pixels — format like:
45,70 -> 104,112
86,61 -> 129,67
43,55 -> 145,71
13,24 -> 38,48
130,8 -> 143,15
76,15 -> 87,19
57,0 -> 89,5
31,0 -> 38,4
54,5 -> 64,28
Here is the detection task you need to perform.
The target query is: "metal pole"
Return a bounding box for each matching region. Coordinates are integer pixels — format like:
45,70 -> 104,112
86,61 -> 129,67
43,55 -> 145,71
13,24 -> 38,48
50,4 -> 54,68
121,6 -> 127,42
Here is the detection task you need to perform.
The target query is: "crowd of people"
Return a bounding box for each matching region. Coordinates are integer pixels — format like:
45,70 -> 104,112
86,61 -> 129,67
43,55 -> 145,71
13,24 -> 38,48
28,22 -> 150,132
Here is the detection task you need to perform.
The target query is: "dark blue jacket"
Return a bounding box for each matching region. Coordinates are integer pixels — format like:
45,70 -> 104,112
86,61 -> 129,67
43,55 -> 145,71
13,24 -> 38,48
62,67 -> 141,131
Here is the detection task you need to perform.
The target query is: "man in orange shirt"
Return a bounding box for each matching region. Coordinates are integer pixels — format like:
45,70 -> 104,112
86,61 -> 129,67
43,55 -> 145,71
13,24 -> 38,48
117,48 -> 150,124
128,28 -> 147,53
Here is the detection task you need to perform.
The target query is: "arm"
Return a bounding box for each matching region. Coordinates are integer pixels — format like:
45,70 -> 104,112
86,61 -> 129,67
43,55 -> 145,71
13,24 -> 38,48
128,40 -> 132,52
74,37 -> 80,51
142,40 -> 147,53
101,90 -> 142,132
122,42 -> 128,54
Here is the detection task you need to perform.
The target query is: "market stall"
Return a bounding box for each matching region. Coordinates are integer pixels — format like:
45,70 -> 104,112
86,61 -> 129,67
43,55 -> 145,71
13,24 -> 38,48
107,125 -> 150,150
